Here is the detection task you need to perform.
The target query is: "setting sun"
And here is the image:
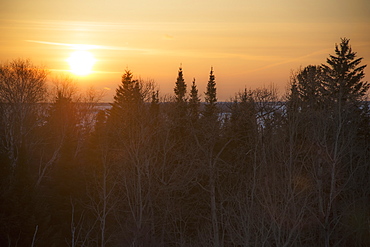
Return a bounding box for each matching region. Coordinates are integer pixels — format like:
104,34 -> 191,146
67,50 -> 96,76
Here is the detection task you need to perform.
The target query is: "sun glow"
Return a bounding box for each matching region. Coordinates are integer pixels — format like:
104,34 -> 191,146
67,50 -> 96,76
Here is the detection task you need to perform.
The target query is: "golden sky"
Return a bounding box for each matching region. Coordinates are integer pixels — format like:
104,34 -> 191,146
1,0 -> 369,101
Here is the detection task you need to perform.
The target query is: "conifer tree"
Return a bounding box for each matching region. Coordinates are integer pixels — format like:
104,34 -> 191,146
284,39 -> 370,246
203,67 -> 217,118
287,79 -> 299,113
172,66 -> 188,129
107,70 -> 144,141
174,66 -> 187,103
111,70 -> 143,111
229,89 -> 257,141
189,78 -> 200,122
225,89 -> 258,170
322,38 -> 369,105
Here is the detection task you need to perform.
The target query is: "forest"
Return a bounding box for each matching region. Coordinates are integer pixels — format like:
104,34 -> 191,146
0,38 -> 369,246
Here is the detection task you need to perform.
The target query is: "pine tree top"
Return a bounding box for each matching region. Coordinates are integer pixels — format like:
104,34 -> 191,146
205,67 -> 217,105
322,38 -> 369,103
112,70 -> 143,109
174,66 -> 187,103
189,78 -> 200,105
203,67 -> 218,119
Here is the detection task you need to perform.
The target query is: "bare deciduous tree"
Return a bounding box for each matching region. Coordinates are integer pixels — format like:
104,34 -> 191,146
0,58 -> 48,169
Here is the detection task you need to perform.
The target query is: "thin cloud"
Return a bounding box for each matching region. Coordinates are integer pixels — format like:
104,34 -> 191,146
50,68 -> 122,75
239,48 -> 332,75
25,40 -> 154,52
50,69 -> 71,72
93,70 -> 122,74
163,34 -> 174,40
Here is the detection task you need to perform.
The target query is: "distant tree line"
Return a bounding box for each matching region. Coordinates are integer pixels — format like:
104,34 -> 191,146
0,38 -> 369,246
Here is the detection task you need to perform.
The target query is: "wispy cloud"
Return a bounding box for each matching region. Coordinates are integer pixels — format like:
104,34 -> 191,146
25,40 -> 154,53
237,48 -> 332,75
93,70 -> 122,74
162,34 -> 174,40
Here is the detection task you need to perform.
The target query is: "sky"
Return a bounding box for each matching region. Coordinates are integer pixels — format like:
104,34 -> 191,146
1,0 -> 370,101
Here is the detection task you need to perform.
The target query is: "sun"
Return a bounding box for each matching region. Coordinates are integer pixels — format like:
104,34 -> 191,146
67,50 -> 96,76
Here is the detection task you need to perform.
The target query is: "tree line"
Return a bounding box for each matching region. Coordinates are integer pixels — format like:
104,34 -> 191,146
0,38 -> 369,246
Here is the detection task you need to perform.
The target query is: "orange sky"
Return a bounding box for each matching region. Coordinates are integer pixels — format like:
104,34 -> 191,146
1,0 -> 370,101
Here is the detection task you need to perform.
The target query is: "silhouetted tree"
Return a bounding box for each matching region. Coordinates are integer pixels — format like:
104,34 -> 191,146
150,90 -> 160,116
0,59 -> 48,246
170,66 -> 189,139
174,66 -> 187,103
285,38 -> 370,246
107,70 -> 144,144
0,59 -> 48,169
320,39 -> 370,246
203,67 -> 217,119
295,65 -> 325,110
189,78 -> 200,123
322,38 -> 369,106
227,88 -> 258,160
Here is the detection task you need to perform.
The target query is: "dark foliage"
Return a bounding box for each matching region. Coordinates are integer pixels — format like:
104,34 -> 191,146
0,39 -> 369,246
